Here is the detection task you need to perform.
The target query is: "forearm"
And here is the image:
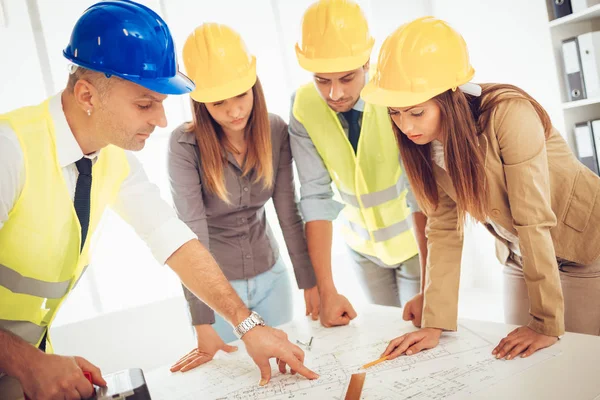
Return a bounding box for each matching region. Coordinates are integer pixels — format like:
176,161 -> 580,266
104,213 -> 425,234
305,220 -> 336,294
167,240 -> 250,326
421,231 -> 463,331
276,215 -> 317,289
412,212 -> 428,292
421,192 -> 463,332
517,228 -> 565,336
0,328 -> 41,379
182,285 -> 216,325
272,173 -> 317,289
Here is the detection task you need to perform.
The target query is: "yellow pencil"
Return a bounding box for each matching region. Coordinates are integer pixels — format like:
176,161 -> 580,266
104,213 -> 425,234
361,355 -> 388,370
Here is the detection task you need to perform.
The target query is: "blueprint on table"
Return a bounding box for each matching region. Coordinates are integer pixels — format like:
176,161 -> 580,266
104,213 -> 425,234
147,309 -> 559,399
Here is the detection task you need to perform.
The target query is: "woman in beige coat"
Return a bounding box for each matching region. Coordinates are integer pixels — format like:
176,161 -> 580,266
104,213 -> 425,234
362,16 -> 600,360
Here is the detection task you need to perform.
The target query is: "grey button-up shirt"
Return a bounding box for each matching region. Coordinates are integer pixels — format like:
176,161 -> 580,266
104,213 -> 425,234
168,113 -> 316,325
288,92 -> 420,224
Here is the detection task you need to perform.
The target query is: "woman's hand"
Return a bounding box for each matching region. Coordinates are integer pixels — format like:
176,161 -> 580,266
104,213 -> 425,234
382,328 -> 443,359
492,326 -> 558,360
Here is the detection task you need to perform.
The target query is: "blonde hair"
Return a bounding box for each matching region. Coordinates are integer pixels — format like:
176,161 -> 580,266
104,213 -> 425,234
186,78 -> 273,203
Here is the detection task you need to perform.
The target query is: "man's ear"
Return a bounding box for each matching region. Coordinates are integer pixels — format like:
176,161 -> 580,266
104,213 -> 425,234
73,78 -> 99,113
363,60 -> 370,74
73,75 -> 105,114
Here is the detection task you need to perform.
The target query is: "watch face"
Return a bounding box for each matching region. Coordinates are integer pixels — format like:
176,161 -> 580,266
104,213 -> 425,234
252,312 -> 265,324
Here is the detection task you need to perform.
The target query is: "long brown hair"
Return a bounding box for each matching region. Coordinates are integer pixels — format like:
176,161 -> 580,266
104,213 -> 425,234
186,78 -> 273,203
395,84 -> 552,226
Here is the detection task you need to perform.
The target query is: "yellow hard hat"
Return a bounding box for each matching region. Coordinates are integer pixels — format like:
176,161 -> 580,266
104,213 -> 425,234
183,23 -> 256,103
295,0 -> 375,73
361,16 -> 475,107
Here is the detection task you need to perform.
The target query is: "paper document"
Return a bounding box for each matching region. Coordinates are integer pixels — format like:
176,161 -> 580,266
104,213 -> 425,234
147,310 -> 559,399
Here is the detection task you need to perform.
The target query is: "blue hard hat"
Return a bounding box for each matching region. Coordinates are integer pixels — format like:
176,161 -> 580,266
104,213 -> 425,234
63,0 -> 194,95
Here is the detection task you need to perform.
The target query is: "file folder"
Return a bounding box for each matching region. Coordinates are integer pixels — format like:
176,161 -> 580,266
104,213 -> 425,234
574,121 -> 599,174
562,37 -> 587,101
571,0 -> 600,13
577,31 -> 600,99
553,0 -> 573,19
591,119 -> 600,174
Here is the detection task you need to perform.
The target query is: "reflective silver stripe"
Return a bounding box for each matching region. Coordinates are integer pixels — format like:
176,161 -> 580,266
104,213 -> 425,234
347,220 -> 371,241
339,190 -> 360,208
0,319 -> 46,344
339,178 -> 405,209
346,219 -> 412,243
0,263 -> 70,299
372,219 -> 412,242
361,179 -> 404,208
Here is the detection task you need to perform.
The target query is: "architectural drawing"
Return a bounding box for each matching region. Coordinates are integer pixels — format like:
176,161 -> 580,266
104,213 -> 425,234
147,311 -> 559,399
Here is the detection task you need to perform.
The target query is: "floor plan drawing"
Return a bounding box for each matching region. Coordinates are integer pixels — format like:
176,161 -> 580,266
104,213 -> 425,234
147,310 -> 560,399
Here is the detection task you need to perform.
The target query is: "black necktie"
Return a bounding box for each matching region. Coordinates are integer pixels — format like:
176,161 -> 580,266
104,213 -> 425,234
39,158 -> 92,352
342,109 -> 361,154
74,157 -> 92,252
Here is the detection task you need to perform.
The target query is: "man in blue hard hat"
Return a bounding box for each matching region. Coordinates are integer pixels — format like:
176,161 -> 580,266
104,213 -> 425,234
0,1 -> 318,399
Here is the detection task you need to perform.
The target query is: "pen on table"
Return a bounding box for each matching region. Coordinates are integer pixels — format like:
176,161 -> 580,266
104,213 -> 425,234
296,336 -> 314,350
360,355 -> 388,370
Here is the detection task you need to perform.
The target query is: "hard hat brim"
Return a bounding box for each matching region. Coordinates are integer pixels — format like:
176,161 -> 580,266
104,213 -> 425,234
295,42 -> 373,73
64,51 -> 195,95
361,81 -> 447,108
137,72 -> 196,95
189,58 -> 257,103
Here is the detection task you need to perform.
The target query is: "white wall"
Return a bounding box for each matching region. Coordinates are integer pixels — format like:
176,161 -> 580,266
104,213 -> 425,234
0,0 -> 46,111
432,0 -> 564,130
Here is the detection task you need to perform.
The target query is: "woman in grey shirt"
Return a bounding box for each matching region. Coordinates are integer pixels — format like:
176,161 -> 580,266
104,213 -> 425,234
168,24 -> 318,373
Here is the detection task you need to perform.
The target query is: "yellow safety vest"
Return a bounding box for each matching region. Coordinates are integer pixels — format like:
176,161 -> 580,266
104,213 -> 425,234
293,83 -> 418,265
0,99 -> 129,352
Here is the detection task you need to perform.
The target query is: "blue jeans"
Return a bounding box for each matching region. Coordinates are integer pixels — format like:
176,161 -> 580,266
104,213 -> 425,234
212,257 -> 294,343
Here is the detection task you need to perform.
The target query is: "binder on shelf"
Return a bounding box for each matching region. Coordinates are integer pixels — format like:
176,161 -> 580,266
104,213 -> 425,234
571,0 -> 600,13
574,121 -> 599,174
591,119 -> 600,173
562,37 -> 587,101
553,0 -> 573,19
577,31 -> 600,99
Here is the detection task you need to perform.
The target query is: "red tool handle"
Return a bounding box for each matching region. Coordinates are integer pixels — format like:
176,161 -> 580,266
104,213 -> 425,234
24,371 -> 93,400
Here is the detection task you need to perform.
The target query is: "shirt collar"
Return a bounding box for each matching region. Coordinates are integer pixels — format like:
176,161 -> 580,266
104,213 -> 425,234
335,97 -> 365,116
49,92 -> 99,168
353,97 -> 365,112
352,74 -> 368,112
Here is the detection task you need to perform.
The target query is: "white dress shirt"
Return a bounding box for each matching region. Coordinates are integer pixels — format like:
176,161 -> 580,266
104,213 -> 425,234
0,93 -> 196,264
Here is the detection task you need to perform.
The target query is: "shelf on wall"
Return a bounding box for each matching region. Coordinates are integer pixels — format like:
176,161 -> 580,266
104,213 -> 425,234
549,4 -> 600,28
562,97 -> 600,109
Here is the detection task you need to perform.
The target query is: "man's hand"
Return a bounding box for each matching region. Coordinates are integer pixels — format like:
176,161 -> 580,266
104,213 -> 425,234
492,326 -> 558,360
319,291 -> 357,327
242,325 -> 319,386
20,353 -> 106,400
304,286 -> 320,321
170,325 -> 238,373
403,293 -> 424,327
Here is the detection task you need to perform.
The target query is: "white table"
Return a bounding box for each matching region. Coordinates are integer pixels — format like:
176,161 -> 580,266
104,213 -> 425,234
145,305 -> 600,399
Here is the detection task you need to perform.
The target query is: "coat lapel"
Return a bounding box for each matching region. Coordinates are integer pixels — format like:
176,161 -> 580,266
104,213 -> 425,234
431,134 -> 489,202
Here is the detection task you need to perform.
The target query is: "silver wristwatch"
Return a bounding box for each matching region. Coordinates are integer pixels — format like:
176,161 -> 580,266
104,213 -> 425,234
233,311 -> 266,339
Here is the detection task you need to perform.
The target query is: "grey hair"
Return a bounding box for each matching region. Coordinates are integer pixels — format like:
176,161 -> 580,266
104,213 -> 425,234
66,65 -> 114,96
